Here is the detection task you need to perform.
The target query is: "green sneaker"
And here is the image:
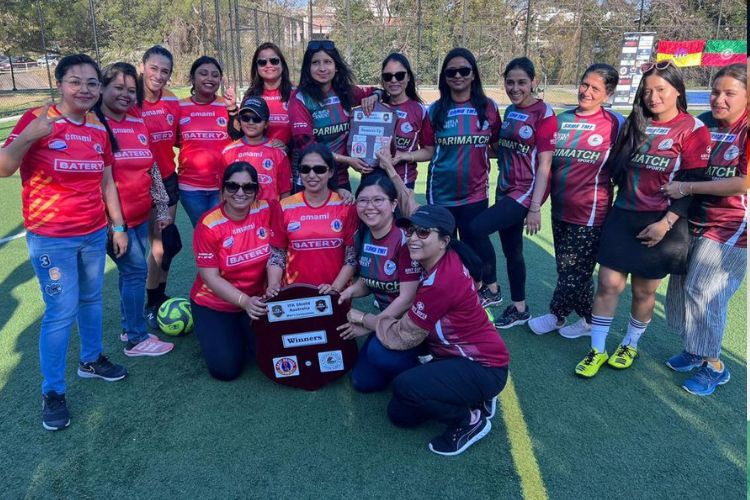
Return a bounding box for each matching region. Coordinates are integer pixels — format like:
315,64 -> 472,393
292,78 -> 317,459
575,349 -> 608,378
608,345 -> 638,369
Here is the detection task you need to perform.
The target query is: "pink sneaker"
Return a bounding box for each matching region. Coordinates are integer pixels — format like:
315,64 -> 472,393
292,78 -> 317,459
124,337 -> 174,357
120,332 -> 158,342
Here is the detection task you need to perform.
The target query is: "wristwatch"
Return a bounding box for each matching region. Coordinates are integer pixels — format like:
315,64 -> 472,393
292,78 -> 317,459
111,223 -> 128,233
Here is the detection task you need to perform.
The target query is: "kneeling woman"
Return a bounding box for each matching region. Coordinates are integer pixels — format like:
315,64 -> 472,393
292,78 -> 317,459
347,206 -> 509,456
191,162 -> 282,380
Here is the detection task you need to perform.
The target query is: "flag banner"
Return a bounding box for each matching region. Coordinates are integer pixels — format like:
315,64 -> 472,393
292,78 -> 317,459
656,39 -> 706,67
702,40 -> 747,66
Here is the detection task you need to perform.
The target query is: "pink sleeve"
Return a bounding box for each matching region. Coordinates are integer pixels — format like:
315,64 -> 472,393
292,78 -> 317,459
407,281 -> 449,331
681,125 -> 712,170
535,113 -> 558,153
420,111 -> 435,147
193,223 -> 220,268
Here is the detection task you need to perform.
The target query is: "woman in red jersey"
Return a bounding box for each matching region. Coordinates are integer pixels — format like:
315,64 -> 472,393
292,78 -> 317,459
191,161 -> 283,380
138,45 -> 182,326
574,61 -> 711,378
347,205 -> 509,457
663,63 -> 747,396
93,62 -> 174,358
177,56 -> 233,227
0,54 -> 128,431
228,42 -> 294,151
266,143 -> 358,294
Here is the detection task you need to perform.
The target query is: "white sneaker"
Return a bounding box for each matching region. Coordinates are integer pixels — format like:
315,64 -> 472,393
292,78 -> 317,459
528,313 -> 564,335
559,318 -> 591,339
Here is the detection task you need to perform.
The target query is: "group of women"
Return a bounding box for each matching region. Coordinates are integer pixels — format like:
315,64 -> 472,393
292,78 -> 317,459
1,38 -> 745,455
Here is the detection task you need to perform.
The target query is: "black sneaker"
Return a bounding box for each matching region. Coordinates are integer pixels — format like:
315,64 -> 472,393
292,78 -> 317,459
494,305 -> 531,329
479,396 -> 497,419
428,415 -> 492,456
77,354 -> 128,381
42,391 -> 71,431
144,305 -> 159,330
479,287 -> 503,308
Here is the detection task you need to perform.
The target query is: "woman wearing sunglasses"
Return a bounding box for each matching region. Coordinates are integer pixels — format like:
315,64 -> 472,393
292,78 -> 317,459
190,161 -> 283,381
527,64 -> 624,338
574,60 -> 711,378
93,62 -> 174,357
222,96 -> 292,201
0,54 -> 129,431
336,172 -> 424,392
289,40 -> 382,192
379,53 -> 428,190
267,143 -> 359,296
420,47 -> 501,308
661,63 -> 747,396
347,204 -> 509,456
177,56 -> 233,227
228,42 -> 294,151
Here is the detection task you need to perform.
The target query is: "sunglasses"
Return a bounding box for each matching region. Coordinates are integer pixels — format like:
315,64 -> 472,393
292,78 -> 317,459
257,57 -> 281,67
405,225 -> 436,239
223,181 -> 258,194
444,67 -> 472,78
299,164 -> 330,175
239,113 -> 264,124
640,60 -> 676,74
382,71 -> 407,82
307,40 -> 335,52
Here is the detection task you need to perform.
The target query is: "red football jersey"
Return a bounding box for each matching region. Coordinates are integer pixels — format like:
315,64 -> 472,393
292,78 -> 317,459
277,191 -> 358,286
222,138 -> 292,201
107,114 -> 154,227
391,99 -> 427,185
136,89 -> 180,179
191,200 -> 284,312
262,87 -> 292,146
177,97 -> 231,189
5,105 -> 114,237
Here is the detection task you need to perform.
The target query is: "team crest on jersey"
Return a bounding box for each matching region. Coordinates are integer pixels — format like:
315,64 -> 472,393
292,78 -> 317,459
287,221 -> 301,232
94,143 -> 103,154
179,117 -> 191,125
263,158 -> 274,170
519,125 -> 533,140
283,102 -> 288,110
658,138 -> 674,150
217,117 -> 227,127
384,260 -> 397,276
331,219 -> 343,232
501,121 -> 511,130
477,120 -> 489,131
400,122 -> 413,134
724,145 -> 740,161
223,236 -> 234,248
588,134 -> 604,147
166,113 -> 174,125
48,139 -> 67,151
138,134 -> 148,145
257,227 -> 267,239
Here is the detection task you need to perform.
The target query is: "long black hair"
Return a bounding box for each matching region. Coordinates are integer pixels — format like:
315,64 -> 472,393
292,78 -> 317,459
93,62 -> 143,153
243,42 -> 293,103
189,55 -> 222,96
381,52 -> 423,105
607,63 -> 687,184
431,48 -> 488,131
298,42 -> 357,112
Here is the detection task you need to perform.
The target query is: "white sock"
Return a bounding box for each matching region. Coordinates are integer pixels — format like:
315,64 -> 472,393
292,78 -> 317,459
590,315 -> 613,352
622,315 -> 649,348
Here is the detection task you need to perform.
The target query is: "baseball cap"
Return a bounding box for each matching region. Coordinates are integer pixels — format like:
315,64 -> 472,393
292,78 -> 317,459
396,205 -> 455,235
239,96 -> 270,122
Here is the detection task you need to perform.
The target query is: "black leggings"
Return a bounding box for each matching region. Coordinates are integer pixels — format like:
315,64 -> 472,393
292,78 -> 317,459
191,300 -> 256,381
470,196 -> 528,301
445,199 -> 497,286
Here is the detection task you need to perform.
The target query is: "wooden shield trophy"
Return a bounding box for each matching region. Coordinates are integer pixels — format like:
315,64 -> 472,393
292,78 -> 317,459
254,284 -> 358,391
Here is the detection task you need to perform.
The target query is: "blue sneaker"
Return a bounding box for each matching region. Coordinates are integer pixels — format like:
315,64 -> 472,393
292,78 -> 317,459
682,363 -> 730,396
666,351 -> 704,372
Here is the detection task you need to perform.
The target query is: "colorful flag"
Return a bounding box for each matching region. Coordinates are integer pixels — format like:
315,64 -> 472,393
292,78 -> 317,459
702,40 -> 747,66
656,40 -> 706,67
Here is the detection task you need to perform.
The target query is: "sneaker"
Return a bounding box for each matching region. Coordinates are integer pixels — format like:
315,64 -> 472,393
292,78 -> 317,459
479,287 -> 503,308
528,313 -> 564,335
428,414 -> 492,456
42,391 -> 70,431
494,305 -> 531,329
575,348 -> 608,378
77,355 -> 128,381
607,344 -> 638,369
144,306 -> 159,330
119,331 -> 159,342
682,362 -> 730,396
559,318 -> 591,339
666,351 -> 704,373
479,396 -> 497,419
124,337 -> 174,357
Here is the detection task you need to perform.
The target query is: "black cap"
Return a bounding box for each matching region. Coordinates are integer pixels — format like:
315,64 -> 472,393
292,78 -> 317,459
396,205 -> 455,235
239,96 -> 270,122
160,223 -> 183,272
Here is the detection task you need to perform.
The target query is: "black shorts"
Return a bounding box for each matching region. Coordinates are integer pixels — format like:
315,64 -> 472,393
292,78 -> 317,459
162,172 -> 179,207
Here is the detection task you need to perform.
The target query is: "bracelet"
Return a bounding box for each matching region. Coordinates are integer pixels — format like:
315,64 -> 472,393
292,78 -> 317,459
237,293 -> 245,307
677,183 -> 686,196
664,218 -> 674,231
111,224 -> 127,232
227,106 -> 238,113
528,208 -> 541,213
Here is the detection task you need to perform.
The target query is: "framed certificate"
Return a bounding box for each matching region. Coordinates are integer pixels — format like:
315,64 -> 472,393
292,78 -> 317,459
347,101 -> 396,167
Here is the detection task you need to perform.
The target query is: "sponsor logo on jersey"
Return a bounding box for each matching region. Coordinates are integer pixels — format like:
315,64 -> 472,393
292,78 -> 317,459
291,238 -> 342,250
331,219 -> 343,232
632,153 -> 670,170
706,165 -> 738,178
448,107 -> 478,117
268,114 -> 288,122
519,125 -> 533,140
225,245 -> 270,266
411,301 -> 427,320
324,96 -> 341,106
359,255 -> 371,267
588,134 -> 604,147
53,159 -> 104,172
181,131 -> 228,140
561,122 -> 596,131
313,122 -> 349,137
553,148 -> 602,163
723,145 -> 740,161
395,136 -> 413,148
384,260 -> 397,276
64,133 -> 92,142
179,117 -> 191,125
232,223 -> 256,235
436,135 -> 491,146
262,158 -> 274,170
363,243 -> 388,256
657,138 -> 674,150
506,111 -> 529,121
151,131 -> 174,142
710,132 -> 737,143
498,138 -> 531,154
301,213 -> 329,221
48,139 -> 67,150
645,126 -> 670,135
197,252 -> 214,260
287,221 -> 301,232
114,149 -> 154,159
362,277 -> 399,292
396,110 -> 408,119
312,109 -> 330,120
223,236 -> 234,248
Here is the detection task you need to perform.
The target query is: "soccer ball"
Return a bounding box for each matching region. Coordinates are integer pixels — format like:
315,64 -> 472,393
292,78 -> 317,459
157,298 -> 193,336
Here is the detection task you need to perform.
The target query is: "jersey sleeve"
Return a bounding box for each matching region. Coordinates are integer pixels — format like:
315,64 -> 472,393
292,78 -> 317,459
681,125 -> 712,170
420,109 -> 435,147
289,91 -> 315,148
535,113 -> 558,153
276,152 -> 292,194
407,279 -> 451,330
4,109 -> 38,147
193,222 -> 220,268
269,202 -> 288,248
353,85 -> 376,103
343,204 -> 359,246
397,243 -> 420,283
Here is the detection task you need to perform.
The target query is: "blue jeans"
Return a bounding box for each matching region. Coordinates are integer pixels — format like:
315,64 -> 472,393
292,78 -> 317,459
26,228 -> 107,395
351,333 -> 424,392
109,221 -> 149,344
179,189 -> 220,227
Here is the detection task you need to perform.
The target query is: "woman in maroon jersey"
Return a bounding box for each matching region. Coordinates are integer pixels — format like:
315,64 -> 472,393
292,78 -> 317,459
662,63 -> 747,396
574,61 -> 711,378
